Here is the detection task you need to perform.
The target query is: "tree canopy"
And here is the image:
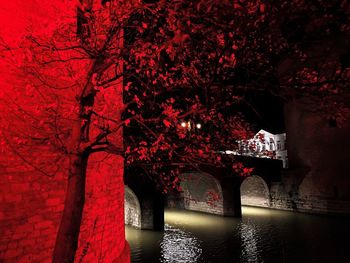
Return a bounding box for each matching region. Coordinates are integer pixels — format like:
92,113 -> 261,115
0,0 -> 349,261
1,0 -> 349,180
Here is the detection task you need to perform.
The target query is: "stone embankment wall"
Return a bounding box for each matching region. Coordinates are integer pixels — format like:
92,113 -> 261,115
0,153 -> 129,263
269,182 -> 350,215
245,96 -> 350,216
274,96 -> 350,215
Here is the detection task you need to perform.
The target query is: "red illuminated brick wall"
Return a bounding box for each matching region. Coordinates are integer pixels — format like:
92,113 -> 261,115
0,153 -> 128,263
75,153 -> 126,263
0,1 -> 130,262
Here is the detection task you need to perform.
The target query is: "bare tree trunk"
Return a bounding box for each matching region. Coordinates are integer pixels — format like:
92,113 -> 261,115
52,152 -> 88,263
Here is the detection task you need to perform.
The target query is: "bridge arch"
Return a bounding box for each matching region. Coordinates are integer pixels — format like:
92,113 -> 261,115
240,175 -> 270,208
124,185 -> 141,229
124,167 -> 165,230
180,172 -> 224,215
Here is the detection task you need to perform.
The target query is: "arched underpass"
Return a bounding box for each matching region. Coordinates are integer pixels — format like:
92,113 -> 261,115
179,172 -> 224,215
240,175 -> 270,208
125,185 -> 141,229
125,171 -> 273,232
124,182 -> 164,230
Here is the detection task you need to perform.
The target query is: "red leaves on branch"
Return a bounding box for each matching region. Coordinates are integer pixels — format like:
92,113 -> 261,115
206,190 -> 221,207
232,162 -> 254,177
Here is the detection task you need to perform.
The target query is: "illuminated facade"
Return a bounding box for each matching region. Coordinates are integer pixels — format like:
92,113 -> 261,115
237,129 -> 288,168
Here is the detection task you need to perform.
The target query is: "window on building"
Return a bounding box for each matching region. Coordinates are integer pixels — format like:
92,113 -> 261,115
277,140 -> 281,150
269,138 -> 274,150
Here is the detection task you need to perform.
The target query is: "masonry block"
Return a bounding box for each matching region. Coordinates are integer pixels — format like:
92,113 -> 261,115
0,152 -> 128,263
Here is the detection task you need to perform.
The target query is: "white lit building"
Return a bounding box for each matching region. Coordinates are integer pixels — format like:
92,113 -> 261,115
236,129 -> 288,168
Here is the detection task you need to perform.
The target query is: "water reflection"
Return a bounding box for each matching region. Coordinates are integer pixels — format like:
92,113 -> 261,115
160,224 -> 202,263
242,206 -> 273,217
238,221 -> 259,263
126,207 -> 350,263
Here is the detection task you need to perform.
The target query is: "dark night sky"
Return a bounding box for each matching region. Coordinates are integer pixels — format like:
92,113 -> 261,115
245,91 -> 285,134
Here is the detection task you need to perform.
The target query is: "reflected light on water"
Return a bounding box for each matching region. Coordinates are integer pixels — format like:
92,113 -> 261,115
126,207 -> 350,263
125,226 -> 141,241
242,206 -> 273,217
239,222 -> 259,263
165,209 -> 221,227
160,224 -> 202,263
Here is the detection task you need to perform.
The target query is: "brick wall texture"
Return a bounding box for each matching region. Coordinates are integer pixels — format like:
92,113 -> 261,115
0,153 -> 128,263
124,186 -> 141,229
180,172 -> 224,215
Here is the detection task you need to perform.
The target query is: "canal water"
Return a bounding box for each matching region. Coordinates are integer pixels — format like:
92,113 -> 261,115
126,207 -> 350,263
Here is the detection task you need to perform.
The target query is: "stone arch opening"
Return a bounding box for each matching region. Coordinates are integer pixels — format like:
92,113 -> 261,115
180,172 -> 224,215
124,185 -> 141,229
240,175 -> 270,208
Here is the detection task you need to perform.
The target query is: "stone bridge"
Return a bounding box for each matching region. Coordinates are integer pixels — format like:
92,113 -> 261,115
124,156 -> 283,230
124,168 -> 164,231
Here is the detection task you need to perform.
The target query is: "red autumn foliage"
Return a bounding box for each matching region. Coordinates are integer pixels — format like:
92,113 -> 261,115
1,0 -> 349,262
